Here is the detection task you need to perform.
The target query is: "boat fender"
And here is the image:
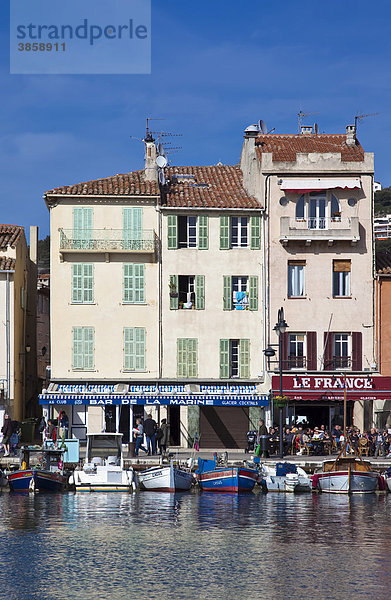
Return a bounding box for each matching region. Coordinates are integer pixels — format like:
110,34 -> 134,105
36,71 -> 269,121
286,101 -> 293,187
379,475 -> 386,491
68,474 -> 74,486
311,474 -> 320,490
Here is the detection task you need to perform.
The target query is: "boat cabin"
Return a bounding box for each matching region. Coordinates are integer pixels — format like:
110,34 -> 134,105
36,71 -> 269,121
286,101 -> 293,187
86,433 -> 124,468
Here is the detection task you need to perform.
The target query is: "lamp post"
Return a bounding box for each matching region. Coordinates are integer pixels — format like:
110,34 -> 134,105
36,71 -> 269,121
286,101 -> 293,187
264,307 -> 288,459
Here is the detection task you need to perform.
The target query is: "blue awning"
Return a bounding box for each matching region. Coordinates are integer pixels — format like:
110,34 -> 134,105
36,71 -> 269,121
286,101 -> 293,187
39,394 -> 269,407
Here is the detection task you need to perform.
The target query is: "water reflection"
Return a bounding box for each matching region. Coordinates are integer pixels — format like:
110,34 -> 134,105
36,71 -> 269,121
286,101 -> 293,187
1,491 -> 391,600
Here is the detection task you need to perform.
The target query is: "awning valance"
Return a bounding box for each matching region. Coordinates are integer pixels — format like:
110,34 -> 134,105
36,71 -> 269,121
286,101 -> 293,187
280,178 -> 361,193
39,394 -> 268,407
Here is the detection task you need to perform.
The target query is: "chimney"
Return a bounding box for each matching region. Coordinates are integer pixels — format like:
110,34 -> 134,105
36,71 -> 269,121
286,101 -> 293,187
144,134 -> 158,182
346,124 -> 356,147
301,125 -> 313,135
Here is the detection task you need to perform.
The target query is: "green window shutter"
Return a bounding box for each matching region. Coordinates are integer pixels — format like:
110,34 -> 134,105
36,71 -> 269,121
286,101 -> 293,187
72,264 -> 83,303
123,208 -> 143,249
125,327 -> 146,370
249,276 -> 258,311
220,216 -> 230,250
72,327 -> 84,369
195,275 -> 205,310
170,275 -> 178,310
198,215 -> 209,250
187,338 -> 198,378
124,327 -> 134,370
135,328 -> 146,370
73,327 -> 94,370
177,338 -> 187,378
223,276 -> 232,310
239,339 -> 250,379
220,339 -> 230,379
73,208 -> 93,249
83,264 -> 94,303
134,264 -> 145,303
84,327 -> 95,370
250,215 -> 261,249
167,215 -> 178,249
123,264 -> 133,303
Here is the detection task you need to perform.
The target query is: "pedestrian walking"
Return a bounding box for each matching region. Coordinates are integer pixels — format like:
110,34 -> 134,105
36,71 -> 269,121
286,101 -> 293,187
133,418 -> 148,456
143,413 -> 157,455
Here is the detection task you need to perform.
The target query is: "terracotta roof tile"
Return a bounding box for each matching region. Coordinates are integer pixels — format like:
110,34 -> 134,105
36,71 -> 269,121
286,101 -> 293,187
164,165 -> 259,209
45,170 -> 159,196
255,134 -> 365,163
0,225 -> 24,250
0,256 -> 16,271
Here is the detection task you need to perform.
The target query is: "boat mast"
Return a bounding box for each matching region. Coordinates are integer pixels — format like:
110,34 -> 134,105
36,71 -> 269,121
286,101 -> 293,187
343,373 -> 347,457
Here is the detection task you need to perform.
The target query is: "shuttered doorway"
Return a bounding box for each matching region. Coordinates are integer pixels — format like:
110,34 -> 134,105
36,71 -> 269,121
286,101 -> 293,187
199,407 -> 249,449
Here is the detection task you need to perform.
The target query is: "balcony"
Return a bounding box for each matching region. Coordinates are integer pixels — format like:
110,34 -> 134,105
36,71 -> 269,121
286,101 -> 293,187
287,356 -> 306,370
280,216 -> 360,246
59,229 -> 157,256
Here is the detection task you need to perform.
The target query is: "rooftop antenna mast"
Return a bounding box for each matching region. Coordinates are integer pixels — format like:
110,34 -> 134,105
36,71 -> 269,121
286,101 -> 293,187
145,117 -> 165,139
354,112 -> 379,130
297,110 -> 319,133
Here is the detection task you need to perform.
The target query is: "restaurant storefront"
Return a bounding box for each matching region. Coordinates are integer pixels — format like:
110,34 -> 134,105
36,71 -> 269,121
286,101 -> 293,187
272,375 -> 391,432
39,383 -> 269,448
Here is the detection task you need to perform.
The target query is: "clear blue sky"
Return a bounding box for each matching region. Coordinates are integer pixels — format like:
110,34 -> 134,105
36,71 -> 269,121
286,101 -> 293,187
1,0 -> 390,239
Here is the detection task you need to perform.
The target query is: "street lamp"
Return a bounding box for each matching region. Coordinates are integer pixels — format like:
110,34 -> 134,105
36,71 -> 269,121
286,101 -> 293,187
264,307 -> 288,459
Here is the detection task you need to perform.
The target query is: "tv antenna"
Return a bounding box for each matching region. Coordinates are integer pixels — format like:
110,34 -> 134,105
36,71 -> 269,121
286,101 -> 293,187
145,117 -> 164,138
297,110 -> 319,133
354,112 -> 379,129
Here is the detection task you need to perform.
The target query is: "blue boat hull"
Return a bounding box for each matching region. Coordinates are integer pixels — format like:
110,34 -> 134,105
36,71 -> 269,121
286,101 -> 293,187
8,469 -> 66,492
198,467 -> 258,493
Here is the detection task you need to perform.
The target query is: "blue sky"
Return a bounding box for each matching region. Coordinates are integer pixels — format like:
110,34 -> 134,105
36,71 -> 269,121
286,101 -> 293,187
1,0 -> 390,239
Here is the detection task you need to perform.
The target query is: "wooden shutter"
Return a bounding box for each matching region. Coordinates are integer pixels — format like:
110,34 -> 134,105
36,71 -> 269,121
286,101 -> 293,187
281,332 -> 288,371
306,331 -> 317,371
123,207 -> 143,248
333,260 -> 351,272
323,332 -> 333,371
72,264 -> 83,303
124,328 -> 134,370
220,216 -> 230,250
73,207 -> 93,249
249,276 -> 258,311
170,275 -> 178,310
188,338 -> 198,377
223,276 -> 232,310
135,328 -> 146,370
177,338 -> 187,377
84,327 -> 95,370
220,339 -> 230,379
250,215 -> 261,249
198,215 -> 209,250
167,215 -> 178,249
352,332 -> 362,371
133,264 -> 145,303
123,264 -> 133,303
72,327 -> 84,369
239,339 -> 250,378
195,275 -> 205,310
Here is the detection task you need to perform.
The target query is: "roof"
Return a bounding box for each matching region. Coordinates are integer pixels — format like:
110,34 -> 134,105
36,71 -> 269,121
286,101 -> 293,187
0,225 -> 24,250
164,165 -> 259,208
45,170 -> 159,197
0,256 -> 16,271
255,134 -> 365,163
45,164 -> 259,209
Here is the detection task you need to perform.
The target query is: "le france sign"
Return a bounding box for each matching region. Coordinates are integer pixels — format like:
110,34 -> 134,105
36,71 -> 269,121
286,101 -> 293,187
271,375 -> 391,402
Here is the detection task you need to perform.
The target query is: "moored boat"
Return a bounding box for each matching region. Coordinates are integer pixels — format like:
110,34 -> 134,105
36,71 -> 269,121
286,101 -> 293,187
138,462 -> 193,492
196,458 -> 258,493
261,462 -> 312,493
70,433 -> 134,492
8,446 -> 67,492
312,456 -> 380,494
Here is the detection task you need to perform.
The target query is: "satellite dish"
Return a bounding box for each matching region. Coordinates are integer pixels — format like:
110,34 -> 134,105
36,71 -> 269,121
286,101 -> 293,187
313,123 -> 319,134
259,120 -> 268,134
156,155 -> 167,168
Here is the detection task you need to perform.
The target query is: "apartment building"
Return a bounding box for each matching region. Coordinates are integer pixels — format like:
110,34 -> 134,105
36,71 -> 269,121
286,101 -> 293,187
240,124 -> 377,431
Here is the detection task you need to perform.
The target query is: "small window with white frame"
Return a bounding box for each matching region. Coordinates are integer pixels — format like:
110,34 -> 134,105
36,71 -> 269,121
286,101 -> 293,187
231,217 -> 248,247
333,260 -> 351,297
178,216 -> 197,248
288,261 -> 305,298
333,333 -> 350,369
288,333 -> 306,369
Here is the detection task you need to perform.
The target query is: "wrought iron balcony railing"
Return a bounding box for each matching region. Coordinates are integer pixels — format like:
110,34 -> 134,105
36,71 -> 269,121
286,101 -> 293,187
287,356 -> 306,369
59,229 -> 157,253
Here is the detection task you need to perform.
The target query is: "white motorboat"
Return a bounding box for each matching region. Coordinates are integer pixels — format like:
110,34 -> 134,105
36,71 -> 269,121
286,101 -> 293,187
313,456 -> 380,494
261,462 -> 312,493
70,433 -> 135,492
138,462 -> 193,492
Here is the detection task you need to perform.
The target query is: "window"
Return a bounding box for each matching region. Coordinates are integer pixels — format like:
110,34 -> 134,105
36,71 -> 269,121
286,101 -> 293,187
72,264 -> 94,303
220,339 -> 250,378
288,334 -> 305,369
223,275 -> 258,310
170,275 -> 205,310
231,217 -> 248,247
288,261 -> 305,297
124,327 -> 145,371
177,338 -> 198,377
333,334 -> 350,369
330,194 -> 341,221
308,194 -> 327,229
220,215 -> 261,250
123,264 -> 145,303
294,192 -> 342,229
72,327 -> 94,370
167,215 -> 208,249
123,207 -> 143,250
333,260 -> 351,297
296,195 -> 305,220
73,207 -> 93,249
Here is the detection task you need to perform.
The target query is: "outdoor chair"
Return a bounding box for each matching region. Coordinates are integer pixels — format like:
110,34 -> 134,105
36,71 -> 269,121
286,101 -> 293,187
358,437 -> 370,457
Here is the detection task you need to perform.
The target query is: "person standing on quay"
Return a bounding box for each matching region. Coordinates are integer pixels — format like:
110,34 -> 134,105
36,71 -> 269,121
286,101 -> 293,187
1,414 -> 13,457
133,418 -> 148,456
158,418 -> 170,455
143,413 -> 157,455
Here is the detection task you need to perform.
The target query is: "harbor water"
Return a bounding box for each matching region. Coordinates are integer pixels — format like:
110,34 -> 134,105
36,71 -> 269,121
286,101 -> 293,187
1,490 -> 391,600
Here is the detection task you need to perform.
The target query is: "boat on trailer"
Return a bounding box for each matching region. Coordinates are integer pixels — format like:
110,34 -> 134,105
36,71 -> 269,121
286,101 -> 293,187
8,446 -> 67,492
70,433 -> 134,492
196,458 -> 258,493
138,461 -> 193,492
